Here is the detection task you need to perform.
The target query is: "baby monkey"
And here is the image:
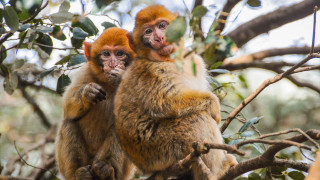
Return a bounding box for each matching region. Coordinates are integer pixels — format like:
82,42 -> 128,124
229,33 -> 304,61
55,27 -> 136,180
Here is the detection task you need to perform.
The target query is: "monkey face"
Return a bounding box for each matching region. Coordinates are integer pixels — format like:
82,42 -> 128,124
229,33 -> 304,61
97,45 -> 130,82
141,19 -> 175,56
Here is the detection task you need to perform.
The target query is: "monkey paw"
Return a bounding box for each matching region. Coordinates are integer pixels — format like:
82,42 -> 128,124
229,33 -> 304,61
75,165 -> 94,180
82,83 -> 107,103
92,159 -> 115,180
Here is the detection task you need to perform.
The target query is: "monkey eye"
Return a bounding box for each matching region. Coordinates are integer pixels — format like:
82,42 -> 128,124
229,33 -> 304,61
158,23 -> 167,29
102,51 -> 111,57
116,51 -> 125,56
145,29 -> 153,34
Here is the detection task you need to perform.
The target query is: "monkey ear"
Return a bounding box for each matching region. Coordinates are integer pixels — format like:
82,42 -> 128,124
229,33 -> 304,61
83,42 -> 92,61
126,32 -> 135,52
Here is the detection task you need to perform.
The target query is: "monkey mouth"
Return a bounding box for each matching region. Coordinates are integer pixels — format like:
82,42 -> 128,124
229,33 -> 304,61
157,44 -> 175,56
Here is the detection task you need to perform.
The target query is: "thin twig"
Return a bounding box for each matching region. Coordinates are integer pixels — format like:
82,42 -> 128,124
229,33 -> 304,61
0,0 -> 49,45
310,6 -> 318,54
220,53 -> 320,133
235,139 -> 313,151
13,141 -> 57,179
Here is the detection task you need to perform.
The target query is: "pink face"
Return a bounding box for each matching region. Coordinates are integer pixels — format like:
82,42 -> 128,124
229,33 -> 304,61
142,19 -> 174,56
98,45 -> 130,78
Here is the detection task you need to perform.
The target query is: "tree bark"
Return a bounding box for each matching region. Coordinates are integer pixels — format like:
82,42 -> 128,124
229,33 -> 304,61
228,0 -> 320,47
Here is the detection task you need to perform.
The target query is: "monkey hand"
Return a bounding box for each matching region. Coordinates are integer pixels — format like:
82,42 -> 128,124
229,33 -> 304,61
75,165 -> 94,180
108,67 -> 125,86
81,82 -> 107,104
207,94 -> 221,124
92,159 -> 115,180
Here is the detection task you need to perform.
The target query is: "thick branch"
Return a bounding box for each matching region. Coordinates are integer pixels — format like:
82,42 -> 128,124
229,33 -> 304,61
228,0 -> 320,47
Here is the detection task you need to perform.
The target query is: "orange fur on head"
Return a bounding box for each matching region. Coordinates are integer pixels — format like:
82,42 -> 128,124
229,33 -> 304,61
90,27 -> 135,60
133,5 -> 177,57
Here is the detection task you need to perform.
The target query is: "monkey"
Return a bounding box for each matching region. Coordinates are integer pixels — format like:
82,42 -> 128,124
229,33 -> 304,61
114,5 -> 237,179
55,27 -> 136,180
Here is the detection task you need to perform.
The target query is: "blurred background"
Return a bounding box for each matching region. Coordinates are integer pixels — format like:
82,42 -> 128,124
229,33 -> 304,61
0,0 -> 319,179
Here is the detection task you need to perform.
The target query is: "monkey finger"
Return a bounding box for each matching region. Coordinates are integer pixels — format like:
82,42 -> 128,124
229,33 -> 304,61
97,87 -> 106,96
92,160 -> 115,180
95,92 -> 106,101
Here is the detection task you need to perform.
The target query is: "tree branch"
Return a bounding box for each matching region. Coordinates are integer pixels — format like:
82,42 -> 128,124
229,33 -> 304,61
220,53 -> 320,133
224,46 -> 320,64
214,0 -> 241,32
0,0 -> 49,45
219,129 -> 320,180
227,0 -> 320,47
18,85 -> 51,129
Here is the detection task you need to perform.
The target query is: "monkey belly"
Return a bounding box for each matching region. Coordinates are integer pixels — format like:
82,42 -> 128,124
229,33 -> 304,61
117,111 -> 225,174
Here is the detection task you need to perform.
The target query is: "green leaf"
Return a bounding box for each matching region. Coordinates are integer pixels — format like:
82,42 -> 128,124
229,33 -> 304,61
101,21 -> 116,30
209,62 -> 223,69
165,16 -> 187,43
207,76 -> 221,88
192,5 -> 208,18
252,144 -> 264,154
72,17 -> 98,36
35,26 -> 53,33
39,66 -> 57,79
247,0 -> 261,7
67,54 -> 86,67
208,69 -> 232,74
0,9 -> 3,23
59,0 -> 71,12
238,116 -> 263,133
0,64 -> 9,75
0,45 -> 6,64
50,11 -> 73,24
56,74 -> 71,94
4,6 -> 19,32
55,54 -> 72,65
72,27 -> 89,39
13,59 -> 24,69
36,34 -> 53,55
3,71 -> 18,95
238,74 -> 248,89
95,0 -> 119,9
18,24 -> 30,32
240,131 -> 254,137
271,166 -> 287,176
191,59 -> 196,76
51,26 -> 66,41
288,171 -> 305,180
248,172 -> 262,180
71,37 -> 84,49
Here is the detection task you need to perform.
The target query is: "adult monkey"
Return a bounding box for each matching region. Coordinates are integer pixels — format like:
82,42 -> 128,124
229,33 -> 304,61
114,5 -> 237,180
56,27 -> 136,180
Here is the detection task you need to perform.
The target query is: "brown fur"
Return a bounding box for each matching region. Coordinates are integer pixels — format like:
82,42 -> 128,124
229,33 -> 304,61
114,5 -> 237,179
55,28 -> 135,180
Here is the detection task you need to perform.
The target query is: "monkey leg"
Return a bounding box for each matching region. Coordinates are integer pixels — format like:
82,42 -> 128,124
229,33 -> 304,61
92,129 -> 123,180
56,120 -> 92,180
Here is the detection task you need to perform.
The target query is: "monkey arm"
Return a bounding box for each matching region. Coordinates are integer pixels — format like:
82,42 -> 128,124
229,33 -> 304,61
144,88 -> 220,122
63,85 -> 93,120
